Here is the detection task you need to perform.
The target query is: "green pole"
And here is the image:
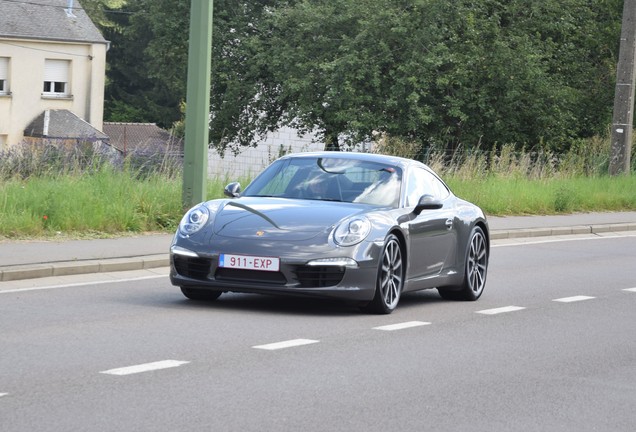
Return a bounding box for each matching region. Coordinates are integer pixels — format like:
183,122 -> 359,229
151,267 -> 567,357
183,0 -> 213,208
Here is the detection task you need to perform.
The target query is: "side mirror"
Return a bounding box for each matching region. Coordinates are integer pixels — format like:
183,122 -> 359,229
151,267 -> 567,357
414,194 -> 443,214
224,182 -> 241,198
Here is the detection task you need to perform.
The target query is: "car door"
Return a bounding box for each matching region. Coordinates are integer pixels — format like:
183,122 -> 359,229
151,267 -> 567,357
404,167 -> 457,281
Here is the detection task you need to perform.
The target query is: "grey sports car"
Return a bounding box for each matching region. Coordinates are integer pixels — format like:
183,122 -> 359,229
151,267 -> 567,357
170,151 -> 489,314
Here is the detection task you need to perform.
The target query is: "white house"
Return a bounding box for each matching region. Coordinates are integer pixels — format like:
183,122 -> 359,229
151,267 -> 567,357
0,0 -> 108,149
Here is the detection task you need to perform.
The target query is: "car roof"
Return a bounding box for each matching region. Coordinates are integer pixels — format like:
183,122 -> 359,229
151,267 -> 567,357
278,151 -> 429,170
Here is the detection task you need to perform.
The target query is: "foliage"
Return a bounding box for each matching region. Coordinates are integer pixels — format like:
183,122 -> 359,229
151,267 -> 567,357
0,167 -> 183,237
79,0 -> 127,28
447,175 -> 636,215
0,141 -> 180,181
89,0 -> 624,154
1,143 -> 635,239
0,143 -> 186,238
0,141 -> 110,180
100,0 -> 190,128
252,0 -> 622,152
1,135 -> 635,239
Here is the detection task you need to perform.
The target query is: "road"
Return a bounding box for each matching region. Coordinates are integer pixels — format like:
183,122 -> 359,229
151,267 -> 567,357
1,233 -> 635,431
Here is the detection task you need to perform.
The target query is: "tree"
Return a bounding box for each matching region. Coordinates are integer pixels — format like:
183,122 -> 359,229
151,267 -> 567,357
246,0 -> 623,153
100,0 -> 189,128
91,0 -> 623,154
79,0 -> 126,27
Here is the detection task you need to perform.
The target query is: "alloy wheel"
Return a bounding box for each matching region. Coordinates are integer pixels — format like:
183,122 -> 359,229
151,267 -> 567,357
466,228 -> 488,297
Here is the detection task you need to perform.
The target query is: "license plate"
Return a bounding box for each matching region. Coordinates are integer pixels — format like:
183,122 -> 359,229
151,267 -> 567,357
218,254 -> 280,272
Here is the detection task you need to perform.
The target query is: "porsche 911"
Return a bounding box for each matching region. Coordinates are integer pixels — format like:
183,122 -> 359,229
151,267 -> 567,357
170,151 -> 489,314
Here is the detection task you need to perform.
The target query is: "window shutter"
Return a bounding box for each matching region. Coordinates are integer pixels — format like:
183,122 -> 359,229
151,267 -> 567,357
44,59 -> 69,82
0,58 -> 7,80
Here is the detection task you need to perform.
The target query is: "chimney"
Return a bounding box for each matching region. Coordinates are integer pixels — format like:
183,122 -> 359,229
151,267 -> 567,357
66,0 -> 76,18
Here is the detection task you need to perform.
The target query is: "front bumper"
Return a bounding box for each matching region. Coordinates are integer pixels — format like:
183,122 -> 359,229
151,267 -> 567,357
169,241 -> 380,302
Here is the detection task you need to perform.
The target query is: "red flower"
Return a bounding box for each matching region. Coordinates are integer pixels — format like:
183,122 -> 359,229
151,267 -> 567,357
43,215 -> 48,220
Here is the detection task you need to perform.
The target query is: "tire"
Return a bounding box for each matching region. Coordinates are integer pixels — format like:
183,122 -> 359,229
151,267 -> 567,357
438,226 -> 488,301
180,287 -> 222,301
361,234 -> 404,314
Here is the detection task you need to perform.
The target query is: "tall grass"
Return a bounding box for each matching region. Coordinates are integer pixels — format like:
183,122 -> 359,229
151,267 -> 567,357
373,134 -> 636,215
1,136 -> 635,239
0,165 -> 182,238
374,135 -> 615,180
0,142 -> 187,239
446,176 -> 636,215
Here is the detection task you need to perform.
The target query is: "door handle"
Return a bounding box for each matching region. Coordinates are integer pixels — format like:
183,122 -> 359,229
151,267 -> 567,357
445,219 -> 453,230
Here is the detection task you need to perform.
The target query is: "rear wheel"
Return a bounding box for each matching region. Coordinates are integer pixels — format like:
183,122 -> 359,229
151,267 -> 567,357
438,226 -> 488,301
361,234 -> 404,314
180,287 -> 222,301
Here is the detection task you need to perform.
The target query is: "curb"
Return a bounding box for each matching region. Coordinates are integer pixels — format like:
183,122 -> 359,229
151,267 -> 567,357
1,223 -> 635,282
490,223 -> 636,240
0,254 -> 169,282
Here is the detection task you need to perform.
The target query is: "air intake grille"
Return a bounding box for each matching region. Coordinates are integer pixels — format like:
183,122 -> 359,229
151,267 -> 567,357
215,268 -> 287,285
294,266 -> 346,288
173,255 -> 212,280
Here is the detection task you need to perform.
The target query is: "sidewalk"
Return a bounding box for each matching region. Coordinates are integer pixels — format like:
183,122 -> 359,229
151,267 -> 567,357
1,211 -> 636,282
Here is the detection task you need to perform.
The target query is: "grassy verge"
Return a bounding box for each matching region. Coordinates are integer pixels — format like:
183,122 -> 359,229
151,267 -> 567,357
1,167 -> 179,239
1,139 -> 635,240
448,175 -> 636,215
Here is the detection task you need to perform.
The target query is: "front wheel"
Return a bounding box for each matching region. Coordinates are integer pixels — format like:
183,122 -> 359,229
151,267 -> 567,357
438,226 -> 488,301
361,234 -> 404,314
180,287 -> 222,301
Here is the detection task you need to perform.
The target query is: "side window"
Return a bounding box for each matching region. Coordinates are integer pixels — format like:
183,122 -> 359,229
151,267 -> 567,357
0,57 -> 8,95
425,170 -> 450,200
405,167 -> 428,207
405,167 -> 450,206
43,59 -> 71,97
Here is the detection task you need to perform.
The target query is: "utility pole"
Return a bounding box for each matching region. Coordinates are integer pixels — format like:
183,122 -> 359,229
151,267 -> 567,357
609,0 -> 636,176
182,1 -> 213,208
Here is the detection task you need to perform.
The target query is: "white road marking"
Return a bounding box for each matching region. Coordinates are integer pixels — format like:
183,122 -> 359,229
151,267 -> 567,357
0,274 -> 166,294
100,360 -> 189,376
373,321 -> 431,331
252,339 -> 319,351
0,393 -> 8,398
553,295 -> 596,303
623,288 -> 636,293
476,306 -> 526,315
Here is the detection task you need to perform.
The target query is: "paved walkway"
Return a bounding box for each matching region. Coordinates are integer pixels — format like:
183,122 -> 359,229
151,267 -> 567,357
1,211 -> 635,282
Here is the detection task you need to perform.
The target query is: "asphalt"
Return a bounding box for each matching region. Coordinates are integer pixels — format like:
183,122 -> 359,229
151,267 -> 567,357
1,211 -> 636,282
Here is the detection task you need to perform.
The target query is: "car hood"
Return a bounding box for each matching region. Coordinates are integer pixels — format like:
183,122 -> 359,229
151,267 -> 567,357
211,197 -> 368,241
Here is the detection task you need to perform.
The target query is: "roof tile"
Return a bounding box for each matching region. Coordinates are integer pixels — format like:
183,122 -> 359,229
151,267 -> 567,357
0,0 -> 107,44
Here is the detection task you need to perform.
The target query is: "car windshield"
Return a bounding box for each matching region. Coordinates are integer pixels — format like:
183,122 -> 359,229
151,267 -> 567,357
243,157 -> 402,207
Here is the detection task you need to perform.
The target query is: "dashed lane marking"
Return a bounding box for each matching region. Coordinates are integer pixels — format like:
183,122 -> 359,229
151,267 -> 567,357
0,393 -> 8,398
476,306 -> 526,315
553,295 -> 596,303
252,339 -> 319,351
373,321 -> 431,331
100,360 -> 190,376
623,288 -> 636,293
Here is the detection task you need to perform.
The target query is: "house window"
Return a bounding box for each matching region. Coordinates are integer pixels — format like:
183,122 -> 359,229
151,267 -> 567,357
43,59 -> 70,97
0,57 -> 8,95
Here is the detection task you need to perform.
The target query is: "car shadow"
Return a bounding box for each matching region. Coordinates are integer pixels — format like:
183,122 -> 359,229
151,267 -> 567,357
118,280 -> 448,317
175,292 -> 364,317
168,288 -> 447,317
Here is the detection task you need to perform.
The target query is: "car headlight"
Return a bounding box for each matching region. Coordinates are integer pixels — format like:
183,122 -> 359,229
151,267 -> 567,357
333,216 -> 371,246
178,204 -> 210,237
